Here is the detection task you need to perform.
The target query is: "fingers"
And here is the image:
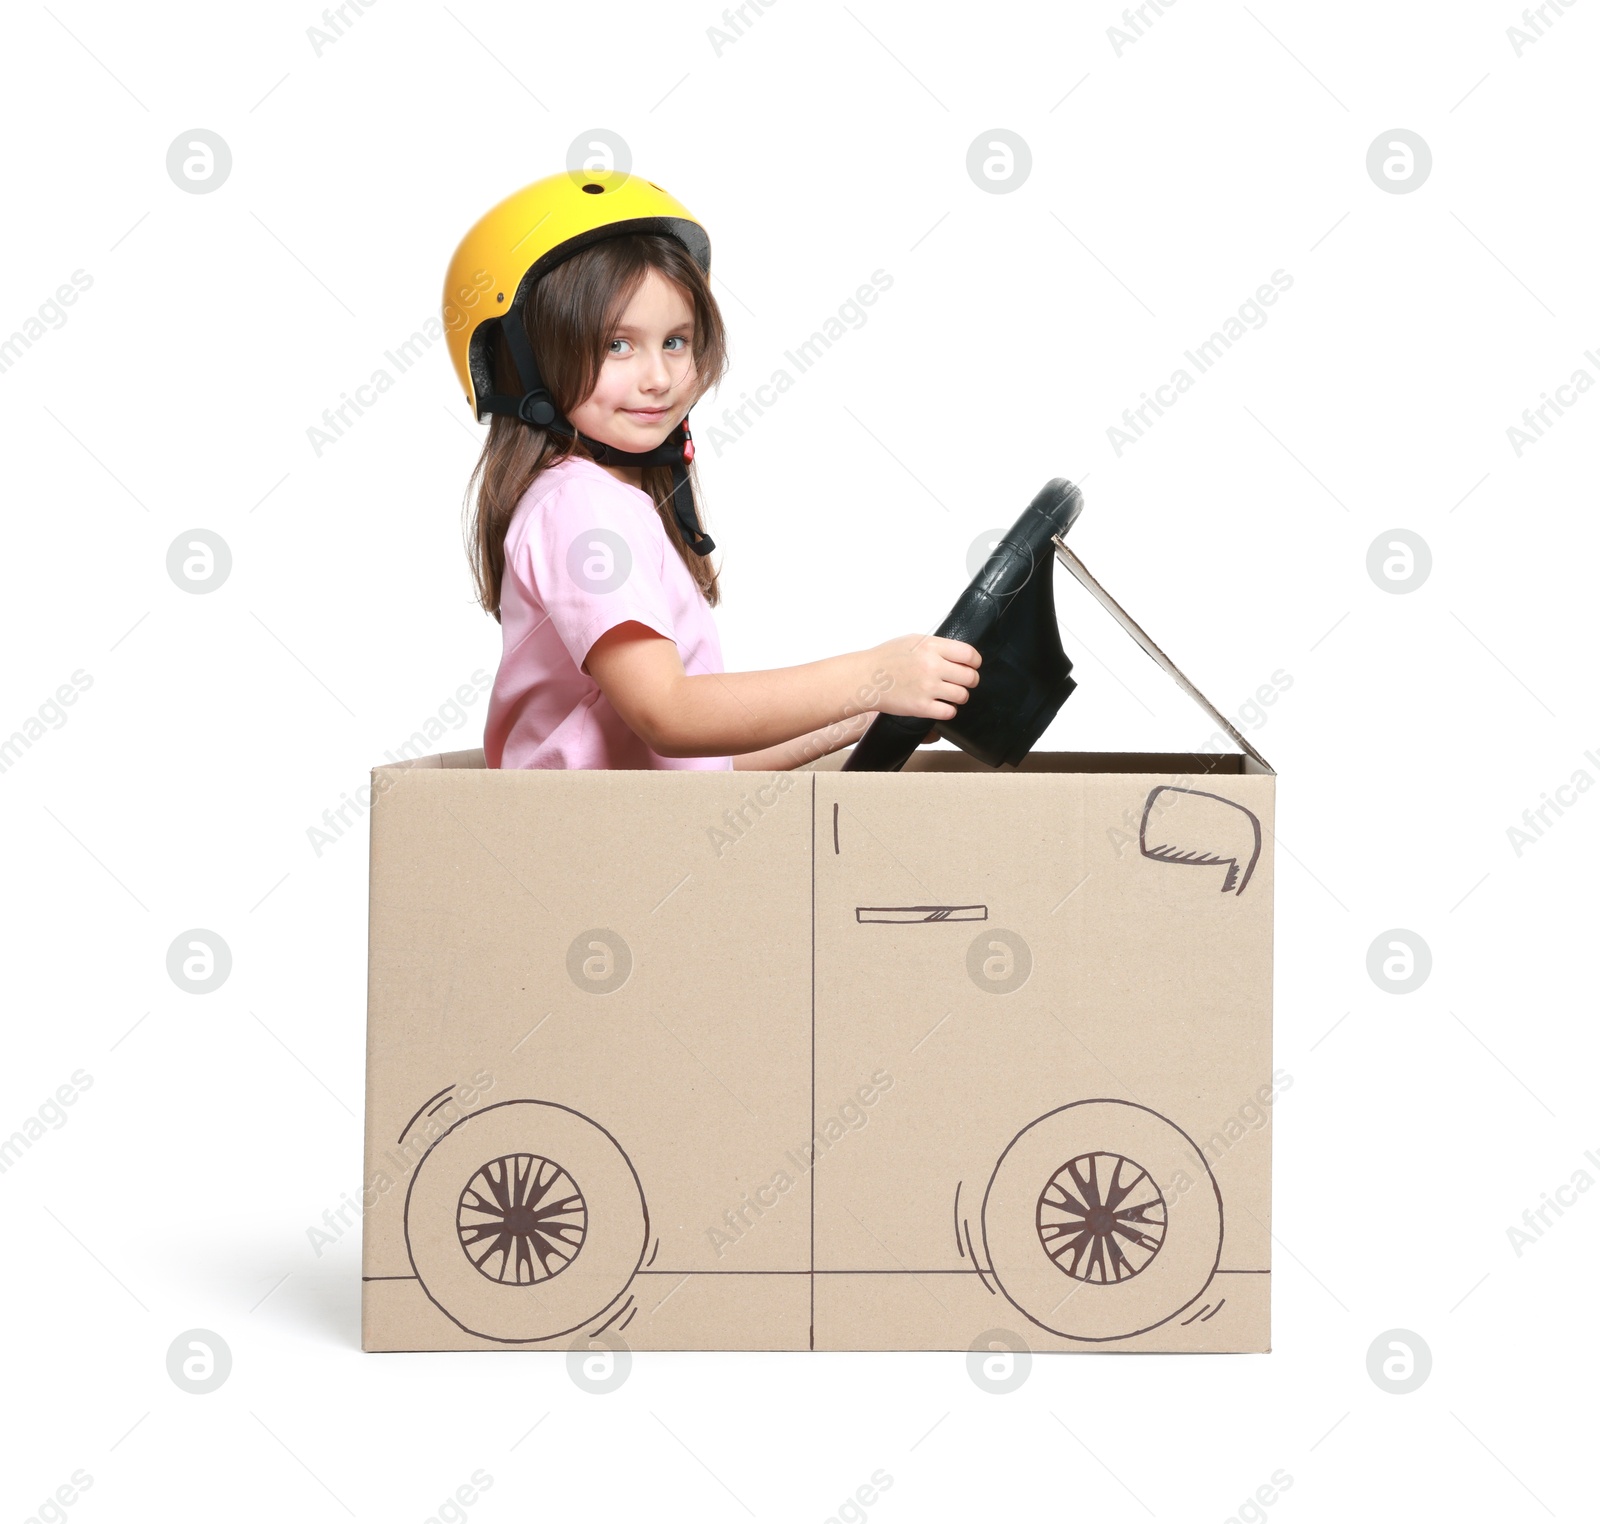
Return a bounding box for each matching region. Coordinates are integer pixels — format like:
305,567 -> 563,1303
933,637 -> 982,669
878,634 -> 981,726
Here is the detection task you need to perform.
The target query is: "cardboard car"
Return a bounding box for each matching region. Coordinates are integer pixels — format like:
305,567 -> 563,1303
360,531 -> 1276,1353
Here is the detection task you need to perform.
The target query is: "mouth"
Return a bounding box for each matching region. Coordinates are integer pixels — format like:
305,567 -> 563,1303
623,406 -> 672,424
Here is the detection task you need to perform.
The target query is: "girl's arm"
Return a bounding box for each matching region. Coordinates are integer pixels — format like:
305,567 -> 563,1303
731,712 -> 943,771
731,710 -> 872,771
584,622 -> 978,762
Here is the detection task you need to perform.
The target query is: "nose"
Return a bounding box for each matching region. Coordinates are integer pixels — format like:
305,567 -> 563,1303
640,343 -> 673,396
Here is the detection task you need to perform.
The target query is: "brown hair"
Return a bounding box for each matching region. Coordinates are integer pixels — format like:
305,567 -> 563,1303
464,233 -> 728,622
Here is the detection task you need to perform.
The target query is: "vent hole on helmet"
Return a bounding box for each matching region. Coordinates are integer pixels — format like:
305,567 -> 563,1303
496,293 -> 504,302
649,182 -> 662,190
581,182 -> 604,194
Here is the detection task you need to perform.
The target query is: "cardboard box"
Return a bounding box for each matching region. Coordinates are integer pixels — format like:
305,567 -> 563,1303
361,545 -> 1276,1353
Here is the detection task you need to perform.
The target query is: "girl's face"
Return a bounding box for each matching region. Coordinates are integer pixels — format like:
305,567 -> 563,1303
569,268 -> 699,485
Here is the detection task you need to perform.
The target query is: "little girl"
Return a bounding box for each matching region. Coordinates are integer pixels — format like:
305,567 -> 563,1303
441,171 -> 980,770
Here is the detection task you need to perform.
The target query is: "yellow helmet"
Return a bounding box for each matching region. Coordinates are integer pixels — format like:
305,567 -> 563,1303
442,169 -> 711,421
440,169 -> 717,556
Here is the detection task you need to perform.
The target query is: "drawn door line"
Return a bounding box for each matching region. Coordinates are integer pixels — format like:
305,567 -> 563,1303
855,905 -> 988,924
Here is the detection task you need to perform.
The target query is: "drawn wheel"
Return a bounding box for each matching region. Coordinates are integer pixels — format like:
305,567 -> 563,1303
458,1154 -> 587,1285
1038,1152 -> 1166,1284
982,1100 -> 1220,1342
406,1100 -> 646,1343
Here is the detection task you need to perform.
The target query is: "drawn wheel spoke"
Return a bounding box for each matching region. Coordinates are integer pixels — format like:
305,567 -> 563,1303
457,1152 -> 587,1285
1036,1151 -> 1167,1284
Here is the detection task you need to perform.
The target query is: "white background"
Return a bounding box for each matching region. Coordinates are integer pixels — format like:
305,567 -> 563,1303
2,1 -> 1596,1520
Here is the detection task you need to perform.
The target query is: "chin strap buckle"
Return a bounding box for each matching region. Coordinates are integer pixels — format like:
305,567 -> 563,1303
517,391 -> 556,427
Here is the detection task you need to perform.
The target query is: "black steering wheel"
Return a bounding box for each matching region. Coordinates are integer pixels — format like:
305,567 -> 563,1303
842,478 -> 1084,772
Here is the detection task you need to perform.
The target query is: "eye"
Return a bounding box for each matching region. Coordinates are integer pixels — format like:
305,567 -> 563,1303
607,335 -> 691,356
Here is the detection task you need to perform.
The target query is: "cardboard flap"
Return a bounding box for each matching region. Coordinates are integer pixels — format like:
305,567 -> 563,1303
1052,538 -> 1275,775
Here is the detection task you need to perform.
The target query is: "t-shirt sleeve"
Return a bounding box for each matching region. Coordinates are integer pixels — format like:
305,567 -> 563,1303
512,477 -> 677,672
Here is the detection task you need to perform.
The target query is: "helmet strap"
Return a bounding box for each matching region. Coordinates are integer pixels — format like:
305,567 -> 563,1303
479,309 -> 715,557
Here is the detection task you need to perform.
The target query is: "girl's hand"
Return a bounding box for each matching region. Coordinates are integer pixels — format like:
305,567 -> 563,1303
866,633 -> 981,722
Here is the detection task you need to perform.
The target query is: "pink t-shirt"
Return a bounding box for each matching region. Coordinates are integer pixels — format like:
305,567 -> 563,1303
484,453 -> 733,770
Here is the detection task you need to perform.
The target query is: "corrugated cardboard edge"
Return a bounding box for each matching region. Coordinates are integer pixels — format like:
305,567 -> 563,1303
1053,539 -> 1275,777
376,747 -> 486,771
